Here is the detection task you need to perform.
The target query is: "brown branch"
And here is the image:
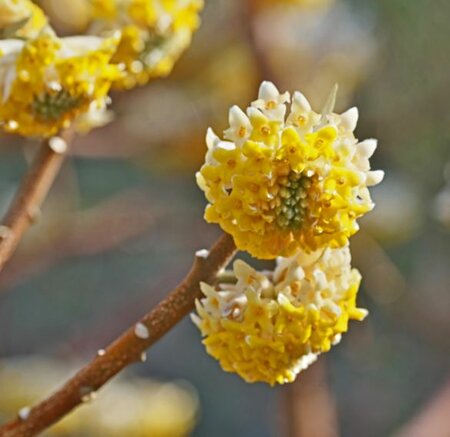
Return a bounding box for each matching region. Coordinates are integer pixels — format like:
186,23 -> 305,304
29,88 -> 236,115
0,232 -> 237,437
0,131 -> 73,272
282,359 -> 339,437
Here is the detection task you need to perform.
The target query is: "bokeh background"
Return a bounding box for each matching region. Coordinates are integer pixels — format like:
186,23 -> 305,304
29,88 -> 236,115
1,0 -> 450,436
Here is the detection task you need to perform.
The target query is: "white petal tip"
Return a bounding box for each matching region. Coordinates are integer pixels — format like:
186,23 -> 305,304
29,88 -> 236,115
277,293 -> 290,305
205,127 -> 219,149
190,313 -> 202,327
229,105 -> 250,125
233,259 -> 253,277
358,139 -> 378,158
292,91 -> 312,112
341,107 -> 359,131
259,81 -> 279,100
199,282 -> 211,295
367,170 -> 385,186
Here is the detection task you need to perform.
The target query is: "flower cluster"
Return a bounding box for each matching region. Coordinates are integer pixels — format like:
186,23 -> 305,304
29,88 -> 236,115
193,245 -> 366,385
197,82 -> 384,259
88,0 -> 204,89
194,81 -> 382,384
0,31 -> 122,137
0,0 -> 203,137
0,0 -> 47,39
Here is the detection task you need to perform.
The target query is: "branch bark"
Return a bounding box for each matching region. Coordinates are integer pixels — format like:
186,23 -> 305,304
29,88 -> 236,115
0,131 -> 73,272
0,232 -> 237,437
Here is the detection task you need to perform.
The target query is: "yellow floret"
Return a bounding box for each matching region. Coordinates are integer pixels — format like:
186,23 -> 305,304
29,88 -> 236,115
192,245 -> 367,385
197,81 -> 384,259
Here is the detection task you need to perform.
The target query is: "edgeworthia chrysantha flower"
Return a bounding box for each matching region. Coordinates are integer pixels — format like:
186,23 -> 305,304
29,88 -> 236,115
192,245 -> 366,385
0,0 -> 48,39
197,81 -> 384,259
88,0 -> 204,89
0,30 -> 122,137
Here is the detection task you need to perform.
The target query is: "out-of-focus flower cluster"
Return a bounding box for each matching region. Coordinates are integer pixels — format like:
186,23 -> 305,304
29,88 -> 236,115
0,0 -> 204,137
193,245 -> 366,385
197,81 -> 383,259
0,0 -> 47,39
87,0 -> 204,89
0,356 -> 199,436
0,30 -> 122,137
0,0 -> 123,137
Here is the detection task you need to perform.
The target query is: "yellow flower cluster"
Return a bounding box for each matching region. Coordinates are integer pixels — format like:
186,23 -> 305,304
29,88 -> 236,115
89,0 -> 204,89
193,245 -> 366,385
197,81 -> 384,259
0,0 -> 47,39
0,31 -> 122,137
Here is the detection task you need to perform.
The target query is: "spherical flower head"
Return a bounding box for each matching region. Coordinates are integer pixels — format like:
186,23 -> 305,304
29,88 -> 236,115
0,30 -> 123,137
197,81 -> 384,259
88,0 -> 204,89
192,245 -> 367,385
0,0 -> 48,39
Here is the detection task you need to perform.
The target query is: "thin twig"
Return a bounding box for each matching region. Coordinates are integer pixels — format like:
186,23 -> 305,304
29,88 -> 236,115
0,232 -> 237,437
0,131 -> 73,272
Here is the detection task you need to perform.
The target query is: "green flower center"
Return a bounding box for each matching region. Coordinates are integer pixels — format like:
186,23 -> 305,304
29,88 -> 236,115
32,90 -> 83,121
139,32 -> 167,66
275,172 -> 311,230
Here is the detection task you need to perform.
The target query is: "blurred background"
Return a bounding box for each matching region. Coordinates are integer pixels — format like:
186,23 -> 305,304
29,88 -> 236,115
1,0 -> 450,436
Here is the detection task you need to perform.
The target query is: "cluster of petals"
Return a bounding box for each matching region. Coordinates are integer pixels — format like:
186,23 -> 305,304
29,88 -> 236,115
197,81 -> 384,259
0,0 -> 48,39
0,30 -> 122,137
88,0 -> 204,89
192,245 -> 367,385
